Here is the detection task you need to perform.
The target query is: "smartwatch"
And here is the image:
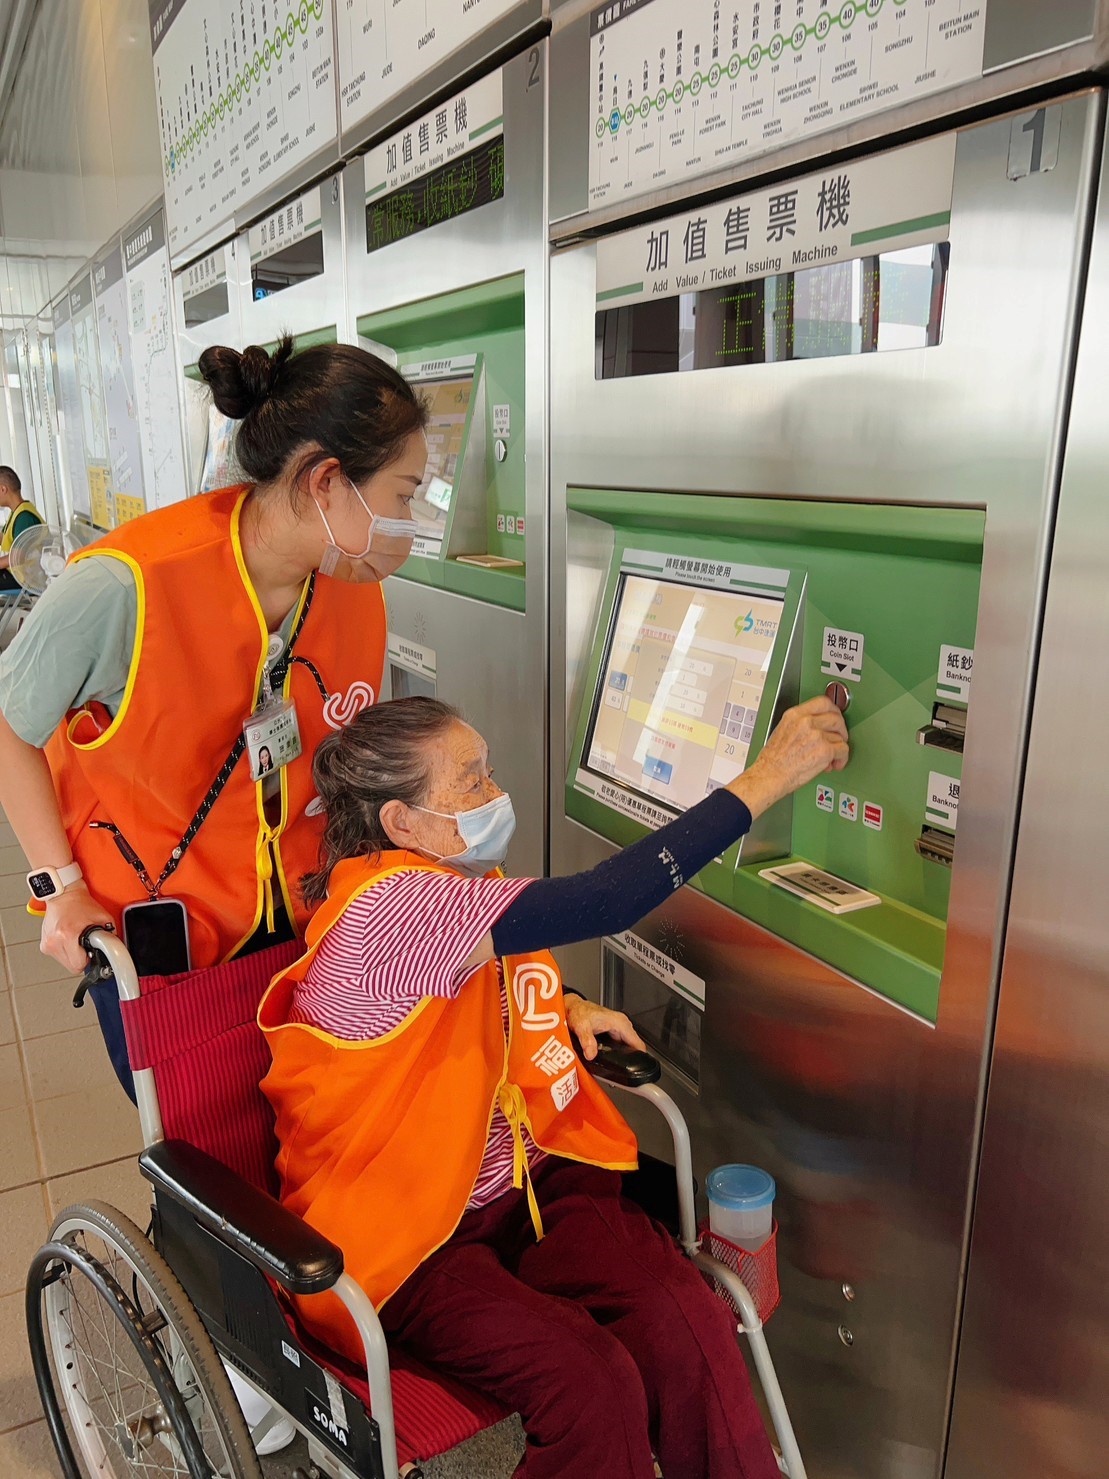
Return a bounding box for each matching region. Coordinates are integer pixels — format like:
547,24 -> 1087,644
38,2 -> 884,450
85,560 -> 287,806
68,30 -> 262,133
26,862 -> 84,902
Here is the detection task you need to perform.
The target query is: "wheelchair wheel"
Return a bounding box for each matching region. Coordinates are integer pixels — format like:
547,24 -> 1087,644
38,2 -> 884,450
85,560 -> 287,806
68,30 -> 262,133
27,1199 -> 262,1478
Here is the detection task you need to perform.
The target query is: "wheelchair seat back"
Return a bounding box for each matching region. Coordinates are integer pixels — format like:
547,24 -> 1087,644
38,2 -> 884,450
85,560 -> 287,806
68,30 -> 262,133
119,937 -> 303,1192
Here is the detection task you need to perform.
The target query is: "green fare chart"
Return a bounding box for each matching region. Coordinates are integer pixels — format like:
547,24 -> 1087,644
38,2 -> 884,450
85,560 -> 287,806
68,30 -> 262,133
151,0 -> 337,258
589,0 -> 986,206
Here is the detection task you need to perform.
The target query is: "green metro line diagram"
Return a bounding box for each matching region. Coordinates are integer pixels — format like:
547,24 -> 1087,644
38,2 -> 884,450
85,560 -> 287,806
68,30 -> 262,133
595,0 -> 946,138
165,0 -> 326,173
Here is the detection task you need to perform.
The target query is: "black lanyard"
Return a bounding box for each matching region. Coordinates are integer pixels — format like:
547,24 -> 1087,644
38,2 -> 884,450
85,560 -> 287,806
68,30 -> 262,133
91,576 -> 322,900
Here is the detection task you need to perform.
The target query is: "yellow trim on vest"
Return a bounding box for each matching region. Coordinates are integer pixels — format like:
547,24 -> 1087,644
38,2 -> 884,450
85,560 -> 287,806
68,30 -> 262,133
266,992 -> 437,1050
270,573 -> 315,929
258,863 -> 443,1043
64,549 -> 147,751
226,489 -> 314,956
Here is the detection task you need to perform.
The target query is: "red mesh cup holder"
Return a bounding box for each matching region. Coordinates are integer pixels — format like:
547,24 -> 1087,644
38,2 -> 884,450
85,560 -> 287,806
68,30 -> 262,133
700,1220 -> 781,1325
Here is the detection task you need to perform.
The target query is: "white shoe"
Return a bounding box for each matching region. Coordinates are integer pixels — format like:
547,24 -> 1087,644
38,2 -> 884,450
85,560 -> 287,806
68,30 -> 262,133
223,1359 -> 296,1455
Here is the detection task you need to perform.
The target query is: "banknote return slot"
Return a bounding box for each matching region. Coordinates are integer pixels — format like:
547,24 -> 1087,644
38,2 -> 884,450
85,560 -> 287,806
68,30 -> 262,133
917,701 -> 967,753
915,824 -> 956,868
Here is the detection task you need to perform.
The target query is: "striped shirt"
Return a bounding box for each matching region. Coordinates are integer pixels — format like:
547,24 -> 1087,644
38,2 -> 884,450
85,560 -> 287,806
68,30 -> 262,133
290,868 -> 548,1208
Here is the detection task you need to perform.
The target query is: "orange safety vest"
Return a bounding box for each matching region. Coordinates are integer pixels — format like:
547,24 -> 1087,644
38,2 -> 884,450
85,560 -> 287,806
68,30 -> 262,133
259,851 -> 639,1360
45,485 -> 386,966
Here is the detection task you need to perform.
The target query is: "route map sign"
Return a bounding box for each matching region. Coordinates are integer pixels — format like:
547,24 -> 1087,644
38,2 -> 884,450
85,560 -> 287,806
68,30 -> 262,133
337,0 -> 522,138
588,0 -> 986,207
150,0 -> 338,260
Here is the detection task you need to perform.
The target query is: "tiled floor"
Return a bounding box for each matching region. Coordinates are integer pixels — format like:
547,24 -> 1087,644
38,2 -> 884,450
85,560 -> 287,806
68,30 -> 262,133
0,818 -> 523,1478
0,821 -> 148,1475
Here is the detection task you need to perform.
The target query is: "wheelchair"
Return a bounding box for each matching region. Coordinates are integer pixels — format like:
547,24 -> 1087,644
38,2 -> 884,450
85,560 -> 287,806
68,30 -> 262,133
25,927 -> 807,1479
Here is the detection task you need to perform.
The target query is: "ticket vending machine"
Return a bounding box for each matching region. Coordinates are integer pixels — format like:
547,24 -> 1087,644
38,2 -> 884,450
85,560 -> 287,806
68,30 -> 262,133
174,238 -> 248,492
236,176 -> 345,355
175,176 -> 345,493
548,94 -> 1104,1479
342,48 -> 549,877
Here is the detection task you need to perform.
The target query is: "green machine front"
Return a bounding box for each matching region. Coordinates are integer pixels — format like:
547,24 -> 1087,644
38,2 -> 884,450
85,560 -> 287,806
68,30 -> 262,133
358,275 -> 527,612
566,490 -> 983,1023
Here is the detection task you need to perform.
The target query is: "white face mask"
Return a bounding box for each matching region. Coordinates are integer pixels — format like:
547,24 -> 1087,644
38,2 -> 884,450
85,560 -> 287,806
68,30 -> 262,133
315,473 -> 418,576
414,792 -> 517,877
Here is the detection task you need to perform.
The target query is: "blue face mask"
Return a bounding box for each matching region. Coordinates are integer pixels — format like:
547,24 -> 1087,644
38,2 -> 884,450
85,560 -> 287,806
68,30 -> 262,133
414,792 -> 517,877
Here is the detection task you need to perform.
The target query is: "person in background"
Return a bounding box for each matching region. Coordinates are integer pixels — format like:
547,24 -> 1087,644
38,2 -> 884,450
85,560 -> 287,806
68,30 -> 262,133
261,693 -> 849,1479
0,466 -> 44,590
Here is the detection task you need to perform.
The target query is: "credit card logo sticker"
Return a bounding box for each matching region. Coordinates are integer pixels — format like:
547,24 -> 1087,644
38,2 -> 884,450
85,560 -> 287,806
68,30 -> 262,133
863,802 -> 883,830
839,793 -> 858,822
816,784 -> 835,812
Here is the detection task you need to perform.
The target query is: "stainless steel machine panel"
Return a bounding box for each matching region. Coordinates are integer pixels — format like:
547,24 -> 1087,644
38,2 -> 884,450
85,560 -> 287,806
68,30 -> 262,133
342,45 -> 550,880
943,111 -> 1109,1479
549,93 -> 1103,1478
237,175 -> 346,346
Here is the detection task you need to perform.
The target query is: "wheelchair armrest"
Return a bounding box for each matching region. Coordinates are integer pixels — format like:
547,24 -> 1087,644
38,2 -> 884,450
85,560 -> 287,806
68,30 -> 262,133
139,1140 -> 343,1297
584,1035 -> 662,1088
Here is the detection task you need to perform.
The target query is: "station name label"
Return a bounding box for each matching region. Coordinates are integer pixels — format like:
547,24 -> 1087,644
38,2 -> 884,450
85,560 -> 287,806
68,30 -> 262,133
596,134 -> 956,310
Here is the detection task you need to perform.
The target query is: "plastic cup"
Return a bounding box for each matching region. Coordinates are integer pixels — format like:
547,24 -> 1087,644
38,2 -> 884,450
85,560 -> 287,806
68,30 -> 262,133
707,1164 -> 776,1252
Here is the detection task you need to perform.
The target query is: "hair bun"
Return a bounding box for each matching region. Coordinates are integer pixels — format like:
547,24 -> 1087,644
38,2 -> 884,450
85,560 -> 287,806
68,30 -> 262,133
197,336 -> 295,420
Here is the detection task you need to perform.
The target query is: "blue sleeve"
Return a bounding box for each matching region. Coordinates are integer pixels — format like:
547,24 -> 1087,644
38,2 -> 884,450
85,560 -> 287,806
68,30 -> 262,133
491,788 -> 752,955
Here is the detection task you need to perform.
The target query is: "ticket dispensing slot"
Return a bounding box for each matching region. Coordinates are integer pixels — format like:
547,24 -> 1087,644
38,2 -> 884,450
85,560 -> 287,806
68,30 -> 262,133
565,490 -> 983,1025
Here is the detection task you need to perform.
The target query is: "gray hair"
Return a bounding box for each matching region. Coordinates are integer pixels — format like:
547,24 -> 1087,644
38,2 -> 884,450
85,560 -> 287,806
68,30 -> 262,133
301,696 -> 462,904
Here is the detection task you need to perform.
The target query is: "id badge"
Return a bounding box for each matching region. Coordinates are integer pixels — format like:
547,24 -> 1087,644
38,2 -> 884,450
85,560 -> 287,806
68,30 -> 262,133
244,698 -> 302,781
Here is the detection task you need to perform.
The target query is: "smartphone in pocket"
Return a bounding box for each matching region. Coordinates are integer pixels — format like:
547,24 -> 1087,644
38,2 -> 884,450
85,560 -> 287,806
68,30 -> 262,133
122,898 -> 192,977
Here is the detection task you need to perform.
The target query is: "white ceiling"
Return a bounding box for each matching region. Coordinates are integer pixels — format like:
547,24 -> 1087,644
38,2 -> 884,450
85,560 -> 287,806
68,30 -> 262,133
0,0 -> 34,145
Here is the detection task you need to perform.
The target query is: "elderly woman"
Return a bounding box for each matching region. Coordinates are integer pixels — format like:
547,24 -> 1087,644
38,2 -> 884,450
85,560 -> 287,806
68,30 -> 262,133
260,694 -> 848,1479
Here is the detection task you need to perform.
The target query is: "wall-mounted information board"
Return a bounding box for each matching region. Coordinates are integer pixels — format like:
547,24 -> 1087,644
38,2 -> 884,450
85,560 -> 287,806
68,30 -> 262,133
51,294 -> 91,522
122,209 -> 190,510
94,245 -> 146,522
588,0 -> 986,209
151,0 -> 338,261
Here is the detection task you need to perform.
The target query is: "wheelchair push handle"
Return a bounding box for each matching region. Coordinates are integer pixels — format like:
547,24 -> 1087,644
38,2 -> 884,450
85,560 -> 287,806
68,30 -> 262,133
73,925 -> 140,1009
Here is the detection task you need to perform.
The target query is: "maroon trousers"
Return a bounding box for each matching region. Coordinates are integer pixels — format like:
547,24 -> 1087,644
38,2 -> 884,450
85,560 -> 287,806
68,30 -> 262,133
380,1159 -> 780,1479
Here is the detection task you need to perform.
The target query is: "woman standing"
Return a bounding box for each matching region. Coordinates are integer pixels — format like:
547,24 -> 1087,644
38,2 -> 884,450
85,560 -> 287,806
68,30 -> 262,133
0,336 -> 428,1092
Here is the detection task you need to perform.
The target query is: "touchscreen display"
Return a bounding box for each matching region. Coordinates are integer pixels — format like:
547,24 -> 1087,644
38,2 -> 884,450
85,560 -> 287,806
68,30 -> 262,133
409,372 -> 475,556
585,574 -> 784,811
